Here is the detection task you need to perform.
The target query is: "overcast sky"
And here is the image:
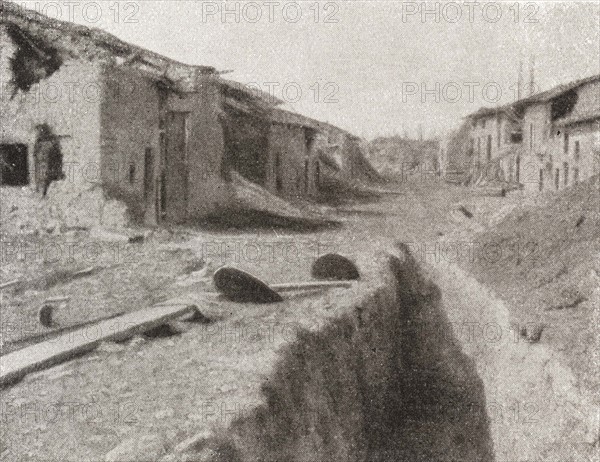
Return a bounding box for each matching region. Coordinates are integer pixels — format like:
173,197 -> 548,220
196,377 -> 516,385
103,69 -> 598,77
14,1 -> 600,139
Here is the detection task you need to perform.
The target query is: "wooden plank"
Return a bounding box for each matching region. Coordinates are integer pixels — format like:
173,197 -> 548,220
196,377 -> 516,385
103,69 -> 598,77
270,281 -> 354,292
43,296 -> 71,304
73,267 -> 97,278
201,281 -> 354,298
0,280 -> 22,290
4,312 -> 126,350
0,304 -> 197,387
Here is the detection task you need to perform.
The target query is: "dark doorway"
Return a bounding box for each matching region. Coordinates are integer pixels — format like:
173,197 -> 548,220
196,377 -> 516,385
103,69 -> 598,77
539,169 -> 544,191
275,151 -> 283,192
160,171 -> 167,218
515,156 -> 520,183
143,147 -> 157,225
164,112 -> 189,223
33,124 -> 63,196
486,135 -> 492,161
0,144 -> 29,186
221,108 -> 269,185
144,148 -> 154,202
304,159 -> 310,194
555,168 -> 560,190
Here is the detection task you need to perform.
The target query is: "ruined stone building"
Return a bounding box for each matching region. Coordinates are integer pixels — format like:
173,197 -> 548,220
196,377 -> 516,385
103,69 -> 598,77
1,2 -> 378,229
514,75 -> 600,193
465,105 -> 523,185
455,74 -> 600,192
438,120 -> 474,183
1,2 -> 228,227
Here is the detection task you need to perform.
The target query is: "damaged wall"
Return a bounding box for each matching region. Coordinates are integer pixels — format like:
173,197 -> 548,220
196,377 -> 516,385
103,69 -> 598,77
100,64 -> 160,223
0,25 -> 127,230
1,25 -> 103,188
3,22 -> 62,93
520,80 -> 600,194
171,75 -> 232,222
1,24 -> 233,228
102,67 -> 232,225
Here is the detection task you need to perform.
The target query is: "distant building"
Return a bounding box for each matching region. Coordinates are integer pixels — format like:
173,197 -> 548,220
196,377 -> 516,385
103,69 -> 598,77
460,74 -> 600,193
513,75 -> 600,192
438,121 -> 473,183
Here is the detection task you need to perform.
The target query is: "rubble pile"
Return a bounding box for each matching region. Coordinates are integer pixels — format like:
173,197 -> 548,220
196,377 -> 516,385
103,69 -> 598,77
0,183 -> 128,235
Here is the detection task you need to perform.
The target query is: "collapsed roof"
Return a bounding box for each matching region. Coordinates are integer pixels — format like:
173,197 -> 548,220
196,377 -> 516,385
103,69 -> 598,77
465,74 -> 600,122
1,0 -> 216,92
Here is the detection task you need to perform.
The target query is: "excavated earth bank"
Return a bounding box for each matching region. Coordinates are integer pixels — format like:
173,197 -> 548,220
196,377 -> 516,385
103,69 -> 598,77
165,245 -> 596,462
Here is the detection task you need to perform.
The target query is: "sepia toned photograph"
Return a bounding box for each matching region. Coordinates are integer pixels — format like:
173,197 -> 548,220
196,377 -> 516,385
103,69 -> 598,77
0,1 -> 599,461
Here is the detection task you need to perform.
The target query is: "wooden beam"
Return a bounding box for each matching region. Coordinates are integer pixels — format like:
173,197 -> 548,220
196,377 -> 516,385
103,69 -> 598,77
43,296 -> 71,304
0,280 -> 22,291
203,281 -> 354,298
0,304 -> 197,387
270,281 -> 354,292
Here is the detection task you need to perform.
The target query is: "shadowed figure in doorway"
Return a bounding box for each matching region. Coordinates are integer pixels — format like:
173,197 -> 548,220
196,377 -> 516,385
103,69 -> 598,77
34,124 -> 64,197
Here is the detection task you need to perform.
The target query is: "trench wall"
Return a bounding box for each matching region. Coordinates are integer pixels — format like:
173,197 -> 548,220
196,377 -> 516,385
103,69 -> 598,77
171,249 -> 495,461
429,257 -> 599,462
169,246 -> 597,462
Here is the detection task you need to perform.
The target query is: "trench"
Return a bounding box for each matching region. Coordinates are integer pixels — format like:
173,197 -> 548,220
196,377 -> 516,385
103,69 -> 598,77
191,248 -> 495,461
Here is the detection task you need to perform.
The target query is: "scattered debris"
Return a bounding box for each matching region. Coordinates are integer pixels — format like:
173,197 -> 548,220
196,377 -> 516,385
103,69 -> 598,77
0,303 -> 198,386
6,311 -> 126,349
37,304 -> 56,328
458,206 -> 473,219
174,431 -> 214,454
143,323 -> 182,339
90,227 -> 146,243
547,295 -> 588,311
227,171 -> 335,228
519,324 -> 545,343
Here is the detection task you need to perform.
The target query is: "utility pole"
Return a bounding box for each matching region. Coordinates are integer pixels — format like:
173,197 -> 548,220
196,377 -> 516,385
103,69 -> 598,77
529,55 -> 536,96
517,60 -> 524,100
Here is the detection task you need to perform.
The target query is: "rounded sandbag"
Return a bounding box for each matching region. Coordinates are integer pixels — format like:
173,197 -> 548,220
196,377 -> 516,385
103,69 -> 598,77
311,254 -> 360,281
213,267 -> 283,303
